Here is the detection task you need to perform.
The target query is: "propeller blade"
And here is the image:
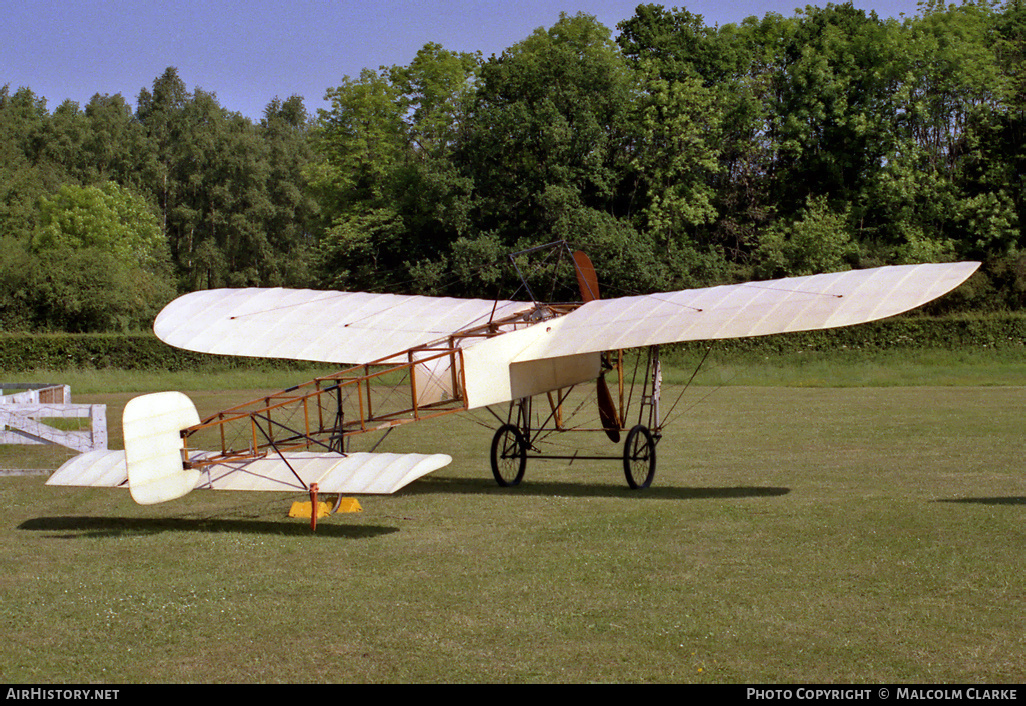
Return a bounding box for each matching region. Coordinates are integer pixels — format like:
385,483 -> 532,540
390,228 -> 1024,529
572,250 -> 600,303
574,250 -> 619,441
597,374 -> 621,443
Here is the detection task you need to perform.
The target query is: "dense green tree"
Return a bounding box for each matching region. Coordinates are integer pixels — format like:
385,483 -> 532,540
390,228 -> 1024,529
310,68 -> 419,292
769,3 -> 896,212
5,3 -> 1026,327
33,181 -> 167,267
134,69 -> 318,289
616,0 -> 1023,286
467,13 -> 636,235
630,67 -> 720,252
968,0 -> 1026,256
0,235 -> 35,330
754,194 -> 859,276
259,95 -> 319,286
617,4 -> 744,86
0,86 -> 65,240
22,246 -> 171,332
858,0 -> 1019,265
618,7 -> 786,267
13,182 -> 175,331
81,94 -> 152,188
388,42 -> 480,159
311,44 -> 479,293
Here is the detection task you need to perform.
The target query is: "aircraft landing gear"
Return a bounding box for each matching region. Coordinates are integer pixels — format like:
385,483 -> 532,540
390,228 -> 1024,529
623,424 -> 656,490
490,423 -> 527,487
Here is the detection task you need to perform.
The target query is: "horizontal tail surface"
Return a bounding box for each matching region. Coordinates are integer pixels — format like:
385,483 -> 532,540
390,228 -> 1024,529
48,450 -> 449,498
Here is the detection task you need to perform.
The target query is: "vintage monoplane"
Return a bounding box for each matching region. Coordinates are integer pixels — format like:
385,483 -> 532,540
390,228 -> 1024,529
48,244 -> 979,521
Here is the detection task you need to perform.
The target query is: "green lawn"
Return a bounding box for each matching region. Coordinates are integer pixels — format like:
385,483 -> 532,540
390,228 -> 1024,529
1,353 -> 1024,682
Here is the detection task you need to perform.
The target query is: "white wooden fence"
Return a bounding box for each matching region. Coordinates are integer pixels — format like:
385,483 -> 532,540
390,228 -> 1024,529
1,384 -> 107,474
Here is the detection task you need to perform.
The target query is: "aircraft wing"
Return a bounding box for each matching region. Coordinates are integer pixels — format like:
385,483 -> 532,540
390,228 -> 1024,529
153,288 -> 530,364
510,262 -> 980,361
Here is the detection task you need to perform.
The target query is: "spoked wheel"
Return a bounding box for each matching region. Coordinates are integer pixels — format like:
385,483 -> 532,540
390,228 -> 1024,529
623,424 -> 656,489
490,423 -> 527,487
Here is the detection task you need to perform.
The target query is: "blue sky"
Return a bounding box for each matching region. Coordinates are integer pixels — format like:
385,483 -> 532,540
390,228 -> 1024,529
5,0 -> 927,121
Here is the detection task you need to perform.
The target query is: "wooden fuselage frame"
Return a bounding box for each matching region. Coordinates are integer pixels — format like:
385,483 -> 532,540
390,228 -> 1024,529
178,301 -> 622,470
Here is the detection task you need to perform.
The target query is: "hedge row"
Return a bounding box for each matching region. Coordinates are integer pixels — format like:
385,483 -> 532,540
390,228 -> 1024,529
674,312 -> 1026,356
0,333 -> 321,372
1,313 -> 1024,371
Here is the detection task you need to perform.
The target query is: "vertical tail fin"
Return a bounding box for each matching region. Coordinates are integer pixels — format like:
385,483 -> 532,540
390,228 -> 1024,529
123,392 -> 201,505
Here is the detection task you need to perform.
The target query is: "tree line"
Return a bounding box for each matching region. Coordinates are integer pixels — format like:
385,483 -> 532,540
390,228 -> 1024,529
2,1 -> 1024,332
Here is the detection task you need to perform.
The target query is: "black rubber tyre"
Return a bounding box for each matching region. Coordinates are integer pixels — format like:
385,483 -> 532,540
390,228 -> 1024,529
490,423 -> 527,487
623,424 -> 656,489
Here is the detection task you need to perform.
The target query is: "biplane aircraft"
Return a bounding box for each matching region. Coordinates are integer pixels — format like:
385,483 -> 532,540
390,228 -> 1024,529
48,243 -> 979,526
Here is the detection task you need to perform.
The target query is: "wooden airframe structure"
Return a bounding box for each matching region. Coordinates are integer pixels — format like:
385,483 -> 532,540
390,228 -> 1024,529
49,244 -> 980,523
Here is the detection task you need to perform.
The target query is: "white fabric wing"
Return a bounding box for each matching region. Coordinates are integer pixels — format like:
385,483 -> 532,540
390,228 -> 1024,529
512,262 -> 980,361
154,263 -> 978,365
154,288 -> 530,364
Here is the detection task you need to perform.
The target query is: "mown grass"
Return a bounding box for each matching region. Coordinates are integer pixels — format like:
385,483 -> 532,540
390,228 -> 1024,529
1,351 -> 1024,682
663,346 -> 1026,387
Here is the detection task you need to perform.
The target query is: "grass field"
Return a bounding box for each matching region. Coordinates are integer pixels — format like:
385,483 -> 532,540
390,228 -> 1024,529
1,351 -> 1024,683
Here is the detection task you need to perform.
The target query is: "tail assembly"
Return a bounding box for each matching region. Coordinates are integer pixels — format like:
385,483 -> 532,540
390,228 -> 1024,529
47,391 -> 451,506
122,392 -> 202,505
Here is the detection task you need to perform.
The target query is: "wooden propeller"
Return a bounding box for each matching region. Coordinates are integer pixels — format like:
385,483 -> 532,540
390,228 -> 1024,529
572,250 -> 621,443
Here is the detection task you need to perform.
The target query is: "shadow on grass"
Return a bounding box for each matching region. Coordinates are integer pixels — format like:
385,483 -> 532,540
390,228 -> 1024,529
17,515 -> 399,539
936,497 -> 1026,506
411,476 -> 790,500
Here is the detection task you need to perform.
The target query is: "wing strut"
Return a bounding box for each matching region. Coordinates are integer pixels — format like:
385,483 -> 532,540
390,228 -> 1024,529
661,346 -> 714,426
